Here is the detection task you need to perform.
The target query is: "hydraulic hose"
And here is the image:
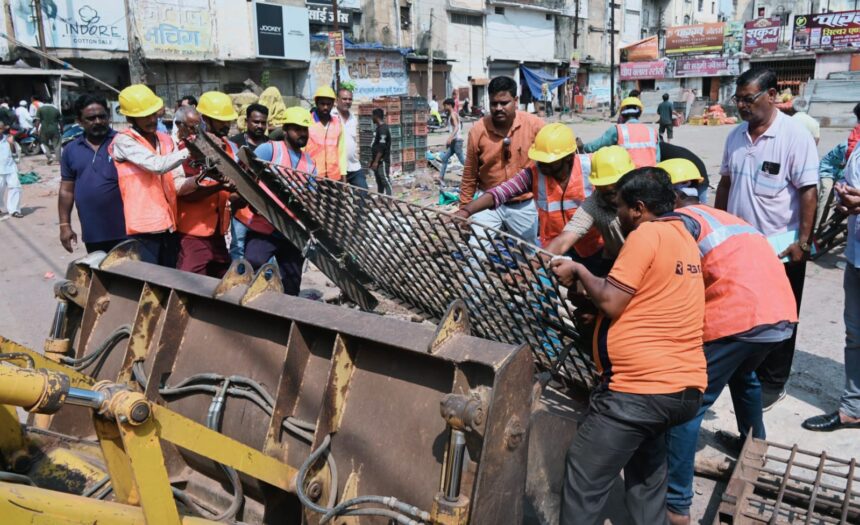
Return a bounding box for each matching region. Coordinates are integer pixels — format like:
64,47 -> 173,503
60,325 -> 132,374
204,378 -> 244,522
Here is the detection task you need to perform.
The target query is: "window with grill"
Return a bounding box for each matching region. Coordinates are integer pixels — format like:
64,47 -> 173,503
698,0 -> 703,10
451,13 -> 482,26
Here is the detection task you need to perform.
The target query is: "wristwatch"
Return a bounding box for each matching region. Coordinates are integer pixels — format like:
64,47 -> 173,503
799,241 -> 811,253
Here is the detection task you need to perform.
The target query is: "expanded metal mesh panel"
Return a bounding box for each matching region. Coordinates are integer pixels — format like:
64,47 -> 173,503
722,439 -> 859,524
263,163 -> 598,392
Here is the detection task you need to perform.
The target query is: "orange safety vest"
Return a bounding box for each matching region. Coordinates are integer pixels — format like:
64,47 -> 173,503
112,129 -> 178,235
236,144 -> 314,235
616,123 -> 658,168
675,204 -> 798,342
176,140 -> 235,237
532,154 -> 604,256
305,113 -> 342,180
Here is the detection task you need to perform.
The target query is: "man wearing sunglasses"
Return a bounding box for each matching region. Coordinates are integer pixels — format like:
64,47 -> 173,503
715,68 -> 819,412
459,76 -> 544,245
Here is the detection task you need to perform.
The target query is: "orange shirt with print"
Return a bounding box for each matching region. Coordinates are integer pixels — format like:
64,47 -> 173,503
593,219 -> 707,395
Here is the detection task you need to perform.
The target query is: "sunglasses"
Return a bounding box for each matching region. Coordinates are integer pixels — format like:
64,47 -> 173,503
503,137 -> 512,162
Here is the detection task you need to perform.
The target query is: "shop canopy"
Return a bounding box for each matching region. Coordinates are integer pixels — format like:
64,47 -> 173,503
519,66 -> 568,97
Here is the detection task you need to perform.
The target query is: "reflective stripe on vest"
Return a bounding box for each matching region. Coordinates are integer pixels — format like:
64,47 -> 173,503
241,148 -> 313,235
306,117 -> 341,180
616,123 -> 658,168
683,206 -> 761,257
675,204 -> 798,342
113,130 -> 178,235
532,155 -> 604,255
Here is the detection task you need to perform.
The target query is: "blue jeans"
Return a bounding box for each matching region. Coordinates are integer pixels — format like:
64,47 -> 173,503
229,217 -> 248,260
841,264 -> 860,418
439,139 -> 465,181
346,169 -> 368,190
665,337 -> 781,515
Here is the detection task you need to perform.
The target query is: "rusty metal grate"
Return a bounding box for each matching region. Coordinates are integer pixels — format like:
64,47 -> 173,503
227,147 -> 598,392
719,437 -> 860,524
812,186 -> 848,261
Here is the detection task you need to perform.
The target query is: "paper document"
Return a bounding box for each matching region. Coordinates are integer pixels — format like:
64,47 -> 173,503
767,230 -> 816,262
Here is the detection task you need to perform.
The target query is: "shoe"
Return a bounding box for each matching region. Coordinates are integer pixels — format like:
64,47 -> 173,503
714,430 -> 744,456
802,411 -> 860,432
11,211 -> 23,218
761,388 -> 786,412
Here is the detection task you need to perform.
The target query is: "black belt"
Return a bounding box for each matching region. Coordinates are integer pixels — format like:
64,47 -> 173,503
664,387 -> 703,401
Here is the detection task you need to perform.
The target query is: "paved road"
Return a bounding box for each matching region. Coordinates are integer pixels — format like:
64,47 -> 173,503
0,119 -> 857,524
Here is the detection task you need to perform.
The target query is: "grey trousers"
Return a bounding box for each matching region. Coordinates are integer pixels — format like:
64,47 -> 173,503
817,177 -> 835,229
842,264 -> 860,418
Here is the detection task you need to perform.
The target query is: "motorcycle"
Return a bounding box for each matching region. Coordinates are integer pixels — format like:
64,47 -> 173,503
428,110 -> 449,132
459,105 -> 484,121
10,127 -> 40,161
61,124 -> 84,146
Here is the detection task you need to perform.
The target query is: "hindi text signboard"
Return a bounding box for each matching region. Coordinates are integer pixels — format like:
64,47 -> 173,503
744,17 -> 781,52
620,60 -> 666,80
792,10 -> 860,50
666,23 -> 726,54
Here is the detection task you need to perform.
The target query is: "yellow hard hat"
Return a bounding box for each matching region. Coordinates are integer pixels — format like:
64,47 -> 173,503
657,158 -> 703,185
284,106 -> 312,128
314,86 -> 337,100
589,146 -> 636,186
528,123 -> 576,164
620,97 -> 644,110
118,84 -> 163,118
197,91 -> 238,121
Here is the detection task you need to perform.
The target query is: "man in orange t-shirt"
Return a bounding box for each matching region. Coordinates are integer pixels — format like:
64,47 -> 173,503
551,167 -> 706,524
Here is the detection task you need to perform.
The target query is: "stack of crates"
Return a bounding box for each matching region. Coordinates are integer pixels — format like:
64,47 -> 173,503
357,103 -> 376,168
412,97 -> 429,169
400,97 -> 416,173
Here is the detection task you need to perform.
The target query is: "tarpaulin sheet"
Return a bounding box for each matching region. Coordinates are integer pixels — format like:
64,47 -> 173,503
520,66 -> 569,99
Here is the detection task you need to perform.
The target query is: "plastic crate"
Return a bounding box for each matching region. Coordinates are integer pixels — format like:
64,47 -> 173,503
389,125 -> 402,138
391,151 -> 403,164
391,141 -> 403,152
401,137 -> 414,148
385,112 -> 400,125
402,148 -> 416,162
403,161 -> 416,173
416,159 -> 428,169
415,136 -> 427,149
358,104 -> 375,116
414,122 -> 428,136
401,112 -> 415,124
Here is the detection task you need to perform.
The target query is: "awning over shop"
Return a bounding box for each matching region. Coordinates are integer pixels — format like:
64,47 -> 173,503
0,65 -> 84,78
519,65 -> 568,99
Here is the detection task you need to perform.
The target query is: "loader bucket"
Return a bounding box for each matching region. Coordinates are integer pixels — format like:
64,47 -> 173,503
36,245 -> 535,524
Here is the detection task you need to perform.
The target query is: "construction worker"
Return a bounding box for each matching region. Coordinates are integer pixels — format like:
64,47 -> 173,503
111,84 -> 191,267
544,145 -> 635,274
551,167 -> 705,525
454,123 -> 603,261
237,107 -> 317,295
173,91 -> 238,278
580,97 -> 659,167
661,158 -> 798,525
305,86 -> 344,181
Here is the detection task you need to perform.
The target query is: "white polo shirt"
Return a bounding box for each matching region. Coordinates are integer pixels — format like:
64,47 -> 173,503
719,110 -> 819,236
333,108 -> 361,172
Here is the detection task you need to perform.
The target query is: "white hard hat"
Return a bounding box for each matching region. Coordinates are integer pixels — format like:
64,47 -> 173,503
18,100 -> 26,107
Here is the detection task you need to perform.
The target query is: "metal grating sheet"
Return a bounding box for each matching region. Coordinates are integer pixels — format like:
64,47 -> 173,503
235,149 -> 598,392
719,437 -> 860,524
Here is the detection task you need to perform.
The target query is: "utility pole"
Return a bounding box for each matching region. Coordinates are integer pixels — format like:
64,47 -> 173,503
332,0 -> 341,88
124,0 -> 146,84
33,0 -> 48,69
427,8 -> 434,101
609,1 -> 617,116
573,0 -> 580,49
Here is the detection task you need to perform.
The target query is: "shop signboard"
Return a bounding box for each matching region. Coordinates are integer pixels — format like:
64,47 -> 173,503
10,0 -> 127,51
136,0 -> 215,60
619,60 -> 666,80
254,2 -> 310,61
620,36 -> 659,62
307,5 -> 353,26
744,17 -> 781,52
665,22 -> 726,54
673,57 -> 739,77
792,10 -> 860,50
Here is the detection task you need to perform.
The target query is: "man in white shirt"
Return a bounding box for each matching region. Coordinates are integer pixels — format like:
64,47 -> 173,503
332,87 -> 366,189
15,101 -> 33,130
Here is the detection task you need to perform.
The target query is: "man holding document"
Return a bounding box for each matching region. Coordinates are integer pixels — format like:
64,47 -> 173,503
715,68 -> 819,411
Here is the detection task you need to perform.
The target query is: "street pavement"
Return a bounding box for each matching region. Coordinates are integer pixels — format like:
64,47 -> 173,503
0,119 -> 857,524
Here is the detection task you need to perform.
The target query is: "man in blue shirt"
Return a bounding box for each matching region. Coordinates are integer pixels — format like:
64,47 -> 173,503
59,94 -> 126,253
801,146 -> 860,432
244,107 -> 317,295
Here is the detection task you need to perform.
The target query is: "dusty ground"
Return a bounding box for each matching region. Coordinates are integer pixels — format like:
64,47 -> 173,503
0,118 -> 856,524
